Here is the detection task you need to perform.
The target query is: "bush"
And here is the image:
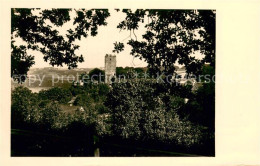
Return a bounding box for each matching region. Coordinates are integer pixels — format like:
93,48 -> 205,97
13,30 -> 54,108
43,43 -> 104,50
11,86 -> 66,131
74,93 -> 93,106
88,68 -> 105,82
104,80 -> 205,147
38,87 -> 72,104
181,81 -> 215,130
11,86 -> 37,128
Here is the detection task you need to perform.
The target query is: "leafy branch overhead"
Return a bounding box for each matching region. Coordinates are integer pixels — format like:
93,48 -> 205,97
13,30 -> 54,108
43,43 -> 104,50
112,42 -> 124,53
113,9 -> 215,76
11,8 -> 110,82
11,9 -> 215,83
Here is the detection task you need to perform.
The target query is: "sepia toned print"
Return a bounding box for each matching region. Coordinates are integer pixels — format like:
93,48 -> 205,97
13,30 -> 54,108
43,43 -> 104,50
11,9 -> 215,156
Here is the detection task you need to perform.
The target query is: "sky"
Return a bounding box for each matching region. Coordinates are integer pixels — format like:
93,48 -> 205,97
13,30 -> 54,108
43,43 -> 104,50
30,9 -> 148,69
25,9 -> 204,69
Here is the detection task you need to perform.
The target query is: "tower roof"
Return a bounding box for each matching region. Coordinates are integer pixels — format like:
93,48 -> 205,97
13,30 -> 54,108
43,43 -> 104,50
105,54 -> 116,57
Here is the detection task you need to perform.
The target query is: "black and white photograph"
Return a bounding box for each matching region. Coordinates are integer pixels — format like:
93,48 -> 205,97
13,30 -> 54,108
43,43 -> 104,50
10,8 -> 215,157
1,1 -> 260,166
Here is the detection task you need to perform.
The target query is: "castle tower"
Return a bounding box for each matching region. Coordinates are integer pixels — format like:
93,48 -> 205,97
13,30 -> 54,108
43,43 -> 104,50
105,54 -> 116,84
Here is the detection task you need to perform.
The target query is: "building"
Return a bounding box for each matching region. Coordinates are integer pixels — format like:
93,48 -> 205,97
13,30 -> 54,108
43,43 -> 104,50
105,54 -> 116,84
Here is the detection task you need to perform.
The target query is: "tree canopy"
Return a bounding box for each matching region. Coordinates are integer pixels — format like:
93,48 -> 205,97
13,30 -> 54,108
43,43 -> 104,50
12,9 -> 215,82
88,68 -> 105,82
11,8 -> 110,82
113,9 -> 215,76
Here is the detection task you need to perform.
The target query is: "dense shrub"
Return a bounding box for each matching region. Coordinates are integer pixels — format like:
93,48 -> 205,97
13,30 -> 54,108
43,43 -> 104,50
74,93 -> 93,106
11,86 -> 66,130
11,79 -> 214,153
88,68 -> 105,82
181,81 -> 215,130
38,87 -> 72,104
73,83 -> 110,104
11,85 -> 110,136
11,86 -> 38,128
104,80 -> 206,147
178,65 -> 215,130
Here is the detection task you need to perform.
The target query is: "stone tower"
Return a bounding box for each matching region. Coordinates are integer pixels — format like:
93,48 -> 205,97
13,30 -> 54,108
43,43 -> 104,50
105,54 -> 116,84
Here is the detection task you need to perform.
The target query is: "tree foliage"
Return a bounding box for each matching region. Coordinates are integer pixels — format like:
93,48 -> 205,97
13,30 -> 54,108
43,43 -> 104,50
11,86 -> 63,130
114,9 -> 215,76
116,67 -> 146,78
11,8 -> 110,82
88,68 -> 105,82
180,65 -> 215,130
11,85 -> 108,132
38,87 -> 72,104
104,80 -> 205,146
